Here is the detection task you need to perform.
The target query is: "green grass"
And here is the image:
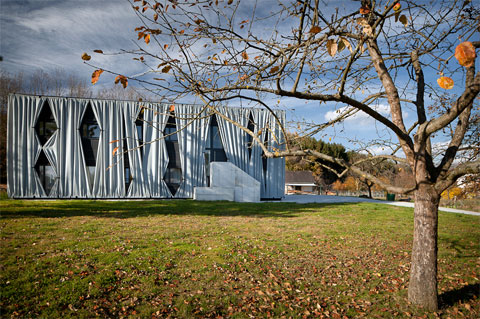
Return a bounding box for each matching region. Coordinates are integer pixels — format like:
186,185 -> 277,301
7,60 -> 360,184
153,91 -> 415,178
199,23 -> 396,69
1,200 -> 478,318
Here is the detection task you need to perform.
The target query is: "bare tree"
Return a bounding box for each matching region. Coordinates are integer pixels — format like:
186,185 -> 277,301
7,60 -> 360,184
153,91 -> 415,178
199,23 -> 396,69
86,0 -> 479,310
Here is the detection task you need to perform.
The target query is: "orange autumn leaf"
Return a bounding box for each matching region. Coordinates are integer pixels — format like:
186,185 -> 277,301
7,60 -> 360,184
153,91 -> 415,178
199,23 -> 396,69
437,76 -> 454,90
153,13 -> 158,21
112,147 -> 119,156
270,66 -> 279,73
91,69 -> 103,85
455,41 -> 476,68
309,26 -> 321,34
81,53 -> 91,61
359,6 -> 370,14
114,75 -> 128,89
109,139 -> 120,144
393,2 -> 401,11
93,49 -> 103,54
144,34 -> 150,44
241,51 -> 249,60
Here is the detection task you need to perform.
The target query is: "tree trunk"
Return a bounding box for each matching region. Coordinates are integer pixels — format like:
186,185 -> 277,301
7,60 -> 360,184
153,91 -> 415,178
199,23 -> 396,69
367,184 -> 372,199
408,182 -> 439,310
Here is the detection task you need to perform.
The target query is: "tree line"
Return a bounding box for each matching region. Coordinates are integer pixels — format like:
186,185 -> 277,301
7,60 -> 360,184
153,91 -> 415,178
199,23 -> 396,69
286,133 -> 414,198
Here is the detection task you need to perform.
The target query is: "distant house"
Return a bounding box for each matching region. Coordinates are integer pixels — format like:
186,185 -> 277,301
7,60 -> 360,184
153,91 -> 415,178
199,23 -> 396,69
285,171 -> 318,194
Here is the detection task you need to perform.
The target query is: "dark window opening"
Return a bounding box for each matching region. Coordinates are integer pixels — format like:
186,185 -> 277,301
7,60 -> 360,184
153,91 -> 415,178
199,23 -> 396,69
163,113 -> 182,196
247,112 -> 255,159
35,151 -> 55,195
164,114 -> 178,141
205,115 -> 227,186
136,110 -> 144,157
35,101 -> 57,145
262,129 -> 268,179
123,120 -> 132,193
164,168 -> 182,195
81,103 -> 100,167
205,115 -> 227,163
124,166 -> 132,193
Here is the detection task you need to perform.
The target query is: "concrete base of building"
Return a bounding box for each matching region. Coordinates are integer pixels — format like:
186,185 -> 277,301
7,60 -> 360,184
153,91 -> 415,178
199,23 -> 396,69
194,162 -> 260,202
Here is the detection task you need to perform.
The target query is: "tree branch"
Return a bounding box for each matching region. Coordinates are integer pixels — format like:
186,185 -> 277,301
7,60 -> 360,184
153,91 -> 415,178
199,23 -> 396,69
435,160 -> 480,193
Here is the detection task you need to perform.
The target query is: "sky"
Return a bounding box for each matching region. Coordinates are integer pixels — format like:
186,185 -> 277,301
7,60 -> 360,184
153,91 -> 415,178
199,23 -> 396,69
1,0 -> 477,156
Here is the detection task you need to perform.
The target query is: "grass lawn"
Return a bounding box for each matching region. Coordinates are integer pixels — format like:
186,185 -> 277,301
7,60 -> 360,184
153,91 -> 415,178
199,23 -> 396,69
0,200 -> 478,318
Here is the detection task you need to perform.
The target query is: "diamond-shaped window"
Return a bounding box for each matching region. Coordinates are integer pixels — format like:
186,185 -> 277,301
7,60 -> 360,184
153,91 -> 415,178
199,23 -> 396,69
163,113 -> 182,196
35,101 -> 57,145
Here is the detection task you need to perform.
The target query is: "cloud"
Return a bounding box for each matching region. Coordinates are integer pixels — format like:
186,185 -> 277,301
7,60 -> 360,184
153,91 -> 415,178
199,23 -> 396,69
0,0 -> 144,81
324,104 -> 391,127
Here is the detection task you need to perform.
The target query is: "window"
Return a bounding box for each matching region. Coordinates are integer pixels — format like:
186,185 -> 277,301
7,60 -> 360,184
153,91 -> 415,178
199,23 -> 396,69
204,115 -> 227,186
246,112 -> 255,159
163,114 -> 182,195
80,104 -> 100,167
205,115 -> 227,162
136,110 -> 143,157
262,129 -> 268,182
164,168 -> 182,195
35,101 -> 57,145
124,166 -> 132,192
35,151 -> 55,196
124,134 -> 132,193
81,104 -> 100,189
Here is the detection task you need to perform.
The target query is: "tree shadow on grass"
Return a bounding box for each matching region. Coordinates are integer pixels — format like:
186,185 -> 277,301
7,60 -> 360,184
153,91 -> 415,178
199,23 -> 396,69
0,199 -> 359,219
439,283 -> 479,309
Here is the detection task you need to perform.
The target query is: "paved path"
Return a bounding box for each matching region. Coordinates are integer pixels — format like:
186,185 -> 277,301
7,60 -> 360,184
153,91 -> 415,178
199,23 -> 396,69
281,195 -> 480,216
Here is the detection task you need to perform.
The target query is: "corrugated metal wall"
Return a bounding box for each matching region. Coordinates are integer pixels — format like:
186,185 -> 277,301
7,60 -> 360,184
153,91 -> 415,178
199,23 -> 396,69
7,94 -> 285,199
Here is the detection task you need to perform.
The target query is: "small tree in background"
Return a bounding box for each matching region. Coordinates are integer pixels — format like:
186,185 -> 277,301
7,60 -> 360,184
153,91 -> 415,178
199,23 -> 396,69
85,0 -> 479,310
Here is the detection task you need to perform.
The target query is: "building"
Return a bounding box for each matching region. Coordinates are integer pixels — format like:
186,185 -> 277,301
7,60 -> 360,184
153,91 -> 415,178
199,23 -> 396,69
285,171 -> 318,194
7,94 -> 285,200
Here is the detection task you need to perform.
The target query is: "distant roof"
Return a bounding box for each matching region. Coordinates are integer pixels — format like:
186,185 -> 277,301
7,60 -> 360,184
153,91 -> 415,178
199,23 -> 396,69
285,171 -> 316,184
